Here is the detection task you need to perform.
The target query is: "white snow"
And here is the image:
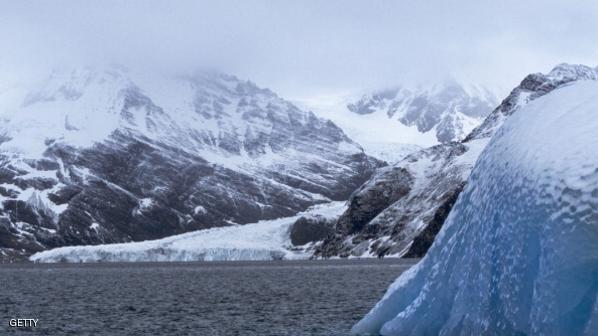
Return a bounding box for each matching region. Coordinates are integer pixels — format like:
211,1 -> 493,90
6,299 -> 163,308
0,68 -> 128,157
30,201 -> 346,263
352,80 -> 598,335
295,81 -> 497,162
193,205 -> 207,215
133,198 -> 154,215
138,198 -> 153,208
0,67 -> 364,169
357,142 -> 422,164
296,92 -> 439,149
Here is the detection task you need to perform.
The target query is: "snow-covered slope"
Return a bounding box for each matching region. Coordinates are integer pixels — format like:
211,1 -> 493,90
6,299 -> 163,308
354,142 -> 421,165
353,79 -> 598,336
296,93 -> 429,163
31,202 -> 345,263
298,81 -> 496,163
0,67 -> 378,262
346,81 -> 498,143
316,63 -> 598,259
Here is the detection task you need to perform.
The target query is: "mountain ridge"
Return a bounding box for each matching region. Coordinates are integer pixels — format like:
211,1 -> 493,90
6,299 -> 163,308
0,67 -> 379,262
346,79 -> 498,143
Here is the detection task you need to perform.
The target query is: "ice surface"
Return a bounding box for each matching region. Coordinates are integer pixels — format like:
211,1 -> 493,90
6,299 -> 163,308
30,202 -> 345,263
352,80 -> 598,335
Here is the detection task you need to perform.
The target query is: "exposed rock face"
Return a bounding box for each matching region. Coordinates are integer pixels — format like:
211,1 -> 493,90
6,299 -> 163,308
347,81 -> 498,143
316,142 -> 475,258
0,67 -> 379,261
289,215 -> 334,246
316,63 -> 598,259
336,167 -> 414,237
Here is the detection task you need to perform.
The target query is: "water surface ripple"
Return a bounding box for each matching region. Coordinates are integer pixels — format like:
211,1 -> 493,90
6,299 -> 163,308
1,259 -> 417,335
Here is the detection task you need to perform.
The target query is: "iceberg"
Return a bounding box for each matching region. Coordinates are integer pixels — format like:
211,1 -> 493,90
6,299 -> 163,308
30,202 -> 345,263
352,80 -> 598,335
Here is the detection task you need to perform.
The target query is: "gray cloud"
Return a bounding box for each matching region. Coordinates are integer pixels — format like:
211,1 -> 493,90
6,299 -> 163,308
1,0 -> 598,98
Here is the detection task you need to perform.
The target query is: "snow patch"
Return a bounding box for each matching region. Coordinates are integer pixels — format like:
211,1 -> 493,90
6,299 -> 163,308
193,205 -> 207,215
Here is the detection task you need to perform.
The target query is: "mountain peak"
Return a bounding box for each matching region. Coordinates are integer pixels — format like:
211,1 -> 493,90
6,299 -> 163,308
465,63 -> 598,142
546,63 -> 598,82
2,66 -> 345,160
345,81 -> 498,143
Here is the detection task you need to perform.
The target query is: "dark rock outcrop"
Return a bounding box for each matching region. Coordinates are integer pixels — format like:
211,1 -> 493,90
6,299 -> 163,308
289,215 -> 334,246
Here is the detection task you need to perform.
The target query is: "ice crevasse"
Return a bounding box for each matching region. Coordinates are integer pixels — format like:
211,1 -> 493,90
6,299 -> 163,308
352,80 -> 598,335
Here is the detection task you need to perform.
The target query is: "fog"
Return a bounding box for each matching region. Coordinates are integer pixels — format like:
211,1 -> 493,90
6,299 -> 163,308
2,0 -> 598,98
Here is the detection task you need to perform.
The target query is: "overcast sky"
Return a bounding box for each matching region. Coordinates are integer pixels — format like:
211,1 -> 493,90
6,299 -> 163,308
2,1 -> 598,99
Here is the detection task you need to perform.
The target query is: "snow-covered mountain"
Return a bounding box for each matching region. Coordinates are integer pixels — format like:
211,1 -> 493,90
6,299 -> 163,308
352,76 -> 598,336
0,67 -> 378,262
346,81 -> 498,143
295,94 -> 427,164
315,63 -> 598,259
298,81 -> 497,164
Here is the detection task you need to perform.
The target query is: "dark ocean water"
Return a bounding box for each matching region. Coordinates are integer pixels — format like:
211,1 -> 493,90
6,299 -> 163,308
0,259 -> 417,335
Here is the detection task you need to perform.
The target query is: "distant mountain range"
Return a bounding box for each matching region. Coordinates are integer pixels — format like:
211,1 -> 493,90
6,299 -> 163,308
300,81 -> 498,164
347,81 -> 498,143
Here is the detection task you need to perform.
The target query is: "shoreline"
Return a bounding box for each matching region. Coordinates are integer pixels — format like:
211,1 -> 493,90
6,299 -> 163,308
2,257 -> 421,268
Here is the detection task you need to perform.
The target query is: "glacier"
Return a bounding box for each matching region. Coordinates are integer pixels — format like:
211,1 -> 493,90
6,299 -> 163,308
30,202 -> 345,263
352,80 -> 598,335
